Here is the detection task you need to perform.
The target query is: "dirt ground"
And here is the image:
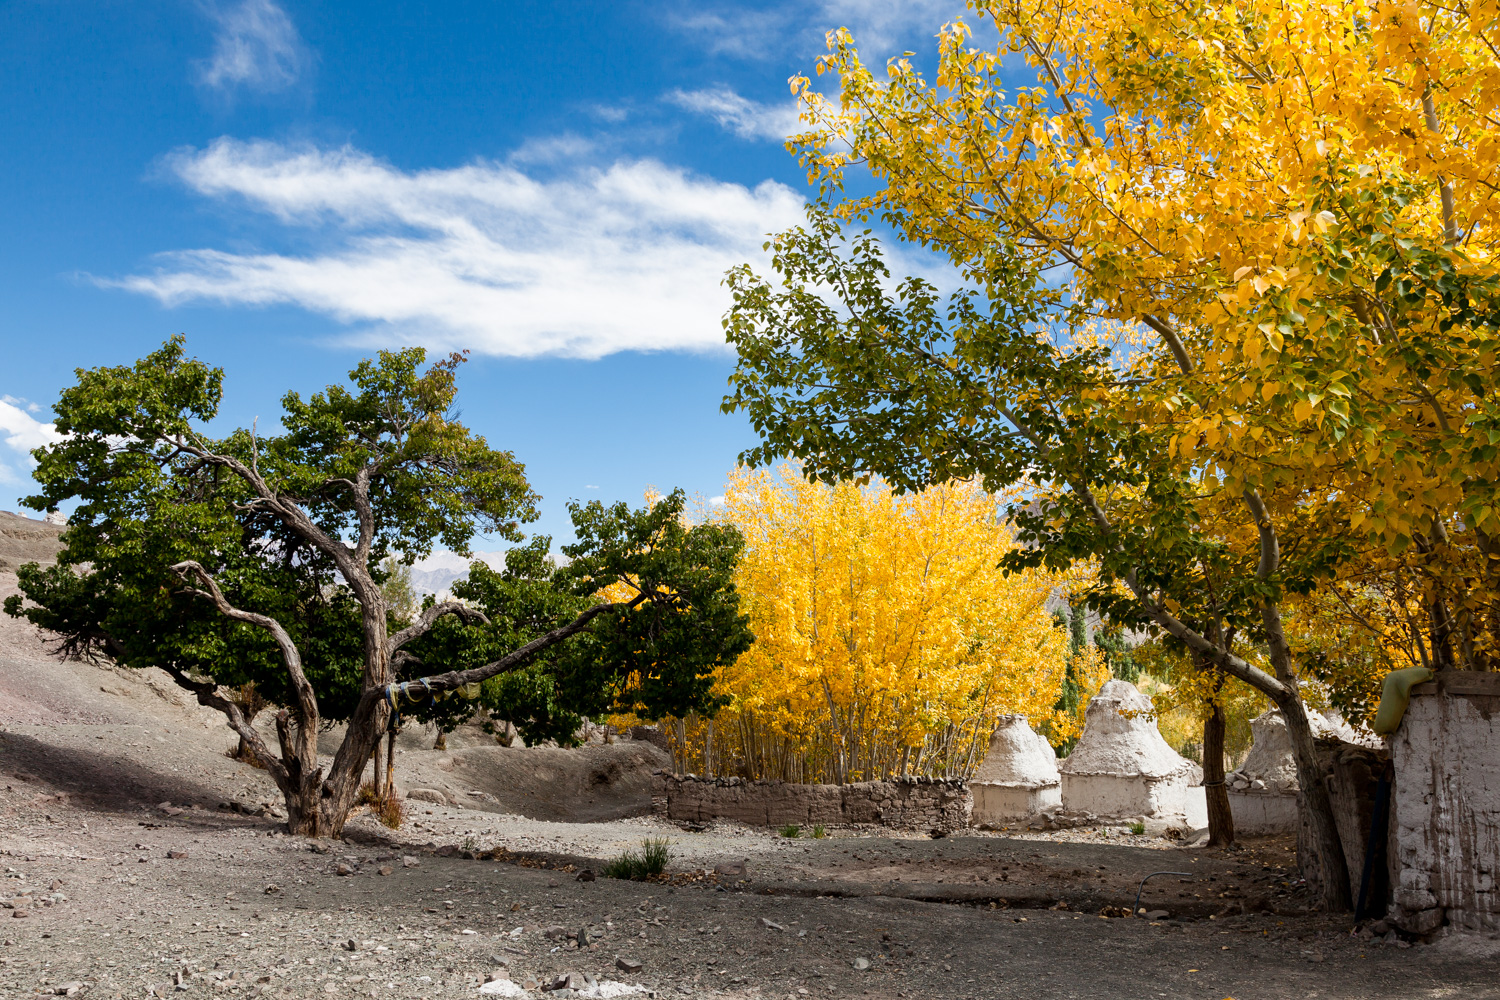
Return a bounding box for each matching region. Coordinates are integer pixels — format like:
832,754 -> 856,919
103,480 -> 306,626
4,567 -> 1500,1000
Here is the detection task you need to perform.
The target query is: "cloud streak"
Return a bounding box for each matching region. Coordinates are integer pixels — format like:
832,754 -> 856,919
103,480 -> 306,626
666,0 -> 972,60
666,87 -> 802,141
109,139 -> 807,359
198,0 -> 310,92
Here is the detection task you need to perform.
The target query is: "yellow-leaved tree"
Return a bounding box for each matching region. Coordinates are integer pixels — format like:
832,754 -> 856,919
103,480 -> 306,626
665,468 -> 1098,784
723,0 -> 1500,908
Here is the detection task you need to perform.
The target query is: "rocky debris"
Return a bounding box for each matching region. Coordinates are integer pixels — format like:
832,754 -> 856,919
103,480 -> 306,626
758,917 -> 786,931
713,858 -> 748,878
1143,909 -> 1171,921
615,957 -> 642,973
851,957 -> 871,970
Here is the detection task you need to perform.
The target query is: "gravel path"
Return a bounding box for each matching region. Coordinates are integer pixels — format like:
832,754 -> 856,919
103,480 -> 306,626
4,570 -> 1500,999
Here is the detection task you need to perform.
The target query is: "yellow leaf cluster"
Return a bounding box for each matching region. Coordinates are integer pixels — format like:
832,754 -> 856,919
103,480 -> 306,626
679,467 -> 1079,783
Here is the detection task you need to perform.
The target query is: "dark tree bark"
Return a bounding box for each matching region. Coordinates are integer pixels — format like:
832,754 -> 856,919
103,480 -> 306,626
1203,698 -> 1235,848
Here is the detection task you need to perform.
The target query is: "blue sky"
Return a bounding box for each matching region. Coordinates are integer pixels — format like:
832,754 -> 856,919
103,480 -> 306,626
0,0 -> 976,554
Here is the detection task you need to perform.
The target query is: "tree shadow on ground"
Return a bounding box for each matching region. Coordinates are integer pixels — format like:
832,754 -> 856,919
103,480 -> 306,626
0,729 -> 251,820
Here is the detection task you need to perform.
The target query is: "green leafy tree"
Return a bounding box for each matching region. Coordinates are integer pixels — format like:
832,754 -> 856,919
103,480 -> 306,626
721,210 -> 1362,907
5,338 -> 751,836
1094,623 -> 1138,684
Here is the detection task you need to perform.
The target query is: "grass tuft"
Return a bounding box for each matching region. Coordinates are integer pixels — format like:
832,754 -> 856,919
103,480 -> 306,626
811,824 -> 827,839
603,837 -> 672,880
778,824 -> 802,839
1129,821 -> 1146,836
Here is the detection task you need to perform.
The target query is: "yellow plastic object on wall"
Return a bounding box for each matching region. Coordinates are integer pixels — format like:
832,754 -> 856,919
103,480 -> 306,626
1372,667 -> 1436,735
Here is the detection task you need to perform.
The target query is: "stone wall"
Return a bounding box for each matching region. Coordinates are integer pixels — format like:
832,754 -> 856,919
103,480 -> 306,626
1388,671 -> 1500,934
651,772 -> 972,833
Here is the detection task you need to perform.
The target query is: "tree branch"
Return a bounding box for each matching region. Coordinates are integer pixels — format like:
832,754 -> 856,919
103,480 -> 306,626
373,593 -> 648,708
1141,314 -> 1194,375
157,662 -> 290,789
387,601 -> 491,655
168,560 -> 319,734
1242,490 -> 1280,580
1423,86 -> 1459,245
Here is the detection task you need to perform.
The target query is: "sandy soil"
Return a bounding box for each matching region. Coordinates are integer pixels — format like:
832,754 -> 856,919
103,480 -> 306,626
4,567 -> 1500,1000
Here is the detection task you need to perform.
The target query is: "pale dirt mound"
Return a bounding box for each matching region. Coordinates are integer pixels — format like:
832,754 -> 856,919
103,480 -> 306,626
385,726 -> 670,822
2,567 -> 669,822
0,510 -> 64,573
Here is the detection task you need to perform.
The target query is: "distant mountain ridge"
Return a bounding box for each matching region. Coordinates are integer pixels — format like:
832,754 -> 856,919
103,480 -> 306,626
407,550 -> 507,597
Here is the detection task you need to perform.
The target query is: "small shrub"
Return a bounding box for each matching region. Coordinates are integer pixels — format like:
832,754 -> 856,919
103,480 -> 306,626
779,824 -> 801,839
811,825 -> 826,839
358,782 -> 405,829
375,795 -> 405,829
603,837 -> 672,880
1129,821 -> 1146,836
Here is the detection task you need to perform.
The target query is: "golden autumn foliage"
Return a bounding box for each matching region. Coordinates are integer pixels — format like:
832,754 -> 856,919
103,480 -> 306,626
784,0 -> 1500,674
660,468 -> 1100,783
717,0 -> 1500,900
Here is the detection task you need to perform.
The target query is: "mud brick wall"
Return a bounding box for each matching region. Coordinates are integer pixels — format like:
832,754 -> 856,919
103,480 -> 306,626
651,772 -> 972,833
1388,671 -> 1500,934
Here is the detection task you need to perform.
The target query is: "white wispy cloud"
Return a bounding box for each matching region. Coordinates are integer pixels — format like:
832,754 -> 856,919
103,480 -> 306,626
666,0 -> 972,60
107,138 -> 806,359
817,0 -> 971,52
666,87 -> 802,142
198,0 -> 310,93
0,397 -> 60,490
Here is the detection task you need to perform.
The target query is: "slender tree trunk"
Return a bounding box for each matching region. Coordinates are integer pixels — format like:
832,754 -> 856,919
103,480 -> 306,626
1258,597 -> 1351,911
1277,690 -> 1351,909
1203,699 -> 1235,848
371,740 -> 383,799
384,728 -> 397,800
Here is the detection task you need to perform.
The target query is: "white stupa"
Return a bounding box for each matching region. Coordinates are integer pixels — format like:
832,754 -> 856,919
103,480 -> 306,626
1224,707 -> 1371,834
1224,708 -> 1300,834
1059,679 -> 1202,825
970,715 -> 1061,826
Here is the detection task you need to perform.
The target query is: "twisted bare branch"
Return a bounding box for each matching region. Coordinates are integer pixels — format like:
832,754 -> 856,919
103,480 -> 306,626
387,601 -> 491,655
